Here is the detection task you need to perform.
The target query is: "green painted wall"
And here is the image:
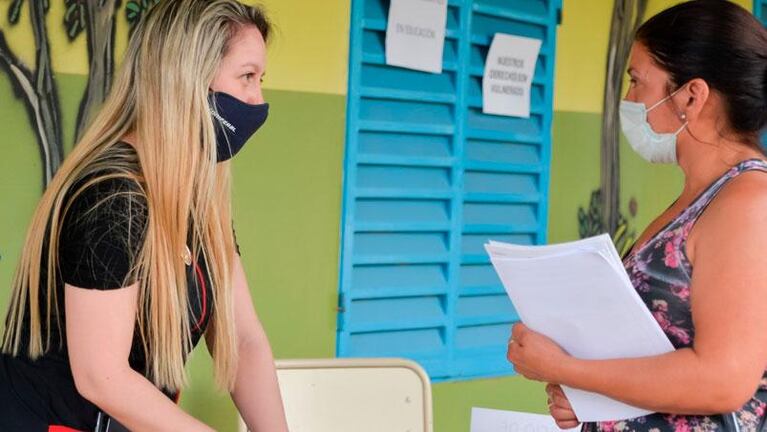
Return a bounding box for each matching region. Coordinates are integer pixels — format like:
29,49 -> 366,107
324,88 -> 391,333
422,110 -> 683,432
0,70 -> 346,431
0,73 -> 85,293
0,74 -> 684,432
181,89 -> 347,431
180,109 -> 683,432
0,0 -> 711,430
548,111 -> 684,246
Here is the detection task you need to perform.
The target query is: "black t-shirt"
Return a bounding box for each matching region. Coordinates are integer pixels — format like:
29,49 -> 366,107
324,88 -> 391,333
0,143 -> 219,431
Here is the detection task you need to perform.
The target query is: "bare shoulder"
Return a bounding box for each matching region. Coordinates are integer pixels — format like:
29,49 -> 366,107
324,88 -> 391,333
708,168 -> 767,218
691,168 -> 767,254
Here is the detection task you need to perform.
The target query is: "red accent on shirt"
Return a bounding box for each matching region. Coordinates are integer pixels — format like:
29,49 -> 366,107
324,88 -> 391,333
192,261 -> 208,331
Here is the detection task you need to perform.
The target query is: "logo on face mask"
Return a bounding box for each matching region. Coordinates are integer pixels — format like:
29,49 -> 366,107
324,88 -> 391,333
210,110 -> 237,133
208,91 -> 269,162
619,86 -> 688,164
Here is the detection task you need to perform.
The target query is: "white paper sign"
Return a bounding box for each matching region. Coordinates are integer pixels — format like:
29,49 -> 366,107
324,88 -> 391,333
483,33 -> 542,118
385,0 -> 448,74
471,408 -> 581,432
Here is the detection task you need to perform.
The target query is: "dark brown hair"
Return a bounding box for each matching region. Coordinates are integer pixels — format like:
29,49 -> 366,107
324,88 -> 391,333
636,0 -> 767,146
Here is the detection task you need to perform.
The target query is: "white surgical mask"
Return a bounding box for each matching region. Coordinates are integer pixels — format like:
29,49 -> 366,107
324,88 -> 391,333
619,88 -> 688,164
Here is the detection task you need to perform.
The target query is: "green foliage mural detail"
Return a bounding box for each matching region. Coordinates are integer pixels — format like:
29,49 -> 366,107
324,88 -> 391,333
0,0 -> 160,188
578,189 -> 637,258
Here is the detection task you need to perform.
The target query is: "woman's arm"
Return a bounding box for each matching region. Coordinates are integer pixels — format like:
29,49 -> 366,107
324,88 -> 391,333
509,176 -> 767,415
217,255 -> 288,432
66,283 -> 214,432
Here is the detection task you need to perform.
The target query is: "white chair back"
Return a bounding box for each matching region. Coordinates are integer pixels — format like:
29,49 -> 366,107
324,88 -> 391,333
239,358 -> 433,432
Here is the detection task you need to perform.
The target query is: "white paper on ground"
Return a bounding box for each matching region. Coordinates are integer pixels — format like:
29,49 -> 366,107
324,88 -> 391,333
470,407 -> 581,432
385,0 -> 448,73
482,33 -> 542,118
485,234 -> 675,422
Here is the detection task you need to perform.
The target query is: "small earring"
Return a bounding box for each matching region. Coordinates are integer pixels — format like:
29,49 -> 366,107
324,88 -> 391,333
680,113 -> 687,120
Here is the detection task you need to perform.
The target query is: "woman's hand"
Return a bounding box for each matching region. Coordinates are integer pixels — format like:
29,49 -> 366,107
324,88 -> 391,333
506,322 -> 571,383
546,383 -> 580,429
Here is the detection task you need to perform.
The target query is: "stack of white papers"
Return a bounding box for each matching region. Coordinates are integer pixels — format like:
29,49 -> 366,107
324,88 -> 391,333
485,234 -> 675,422
471,407 -> 580,432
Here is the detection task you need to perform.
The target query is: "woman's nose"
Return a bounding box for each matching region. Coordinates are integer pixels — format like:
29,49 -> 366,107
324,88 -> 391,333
250,87 -> 264,105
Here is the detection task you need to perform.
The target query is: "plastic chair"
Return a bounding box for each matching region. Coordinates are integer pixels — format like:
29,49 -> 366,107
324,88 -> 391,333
239,358 -> 433,432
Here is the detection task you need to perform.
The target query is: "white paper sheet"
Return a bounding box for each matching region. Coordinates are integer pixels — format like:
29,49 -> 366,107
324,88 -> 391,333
485,234 -> 675,422
471,407 -> 581,432
385,0 -> 448,73
482,33 -> 542,118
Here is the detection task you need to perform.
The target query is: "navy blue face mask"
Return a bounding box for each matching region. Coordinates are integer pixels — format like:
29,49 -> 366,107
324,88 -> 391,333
208,91 -> 269,162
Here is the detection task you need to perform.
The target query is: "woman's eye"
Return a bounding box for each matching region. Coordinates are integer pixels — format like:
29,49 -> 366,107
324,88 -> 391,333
243,73 -> 255,81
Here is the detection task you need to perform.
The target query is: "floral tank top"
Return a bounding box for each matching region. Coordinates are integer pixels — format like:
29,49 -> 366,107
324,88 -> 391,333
583,159 -> 767,432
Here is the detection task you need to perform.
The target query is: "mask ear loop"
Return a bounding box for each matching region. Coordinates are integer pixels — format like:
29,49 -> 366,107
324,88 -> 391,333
647,84 -> 686,112
647,93 -> 673,112
673,84 -> 691,126
209,91 -> 235,160
673,117 -> 688,135
674,106 -> 689,136
673,86 -> 690,135
649,84 -> 690,135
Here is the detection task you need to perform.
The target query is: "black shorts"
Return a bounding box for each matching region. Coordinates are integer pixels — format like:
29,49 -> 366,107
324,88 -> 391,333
0,358 -> 51,432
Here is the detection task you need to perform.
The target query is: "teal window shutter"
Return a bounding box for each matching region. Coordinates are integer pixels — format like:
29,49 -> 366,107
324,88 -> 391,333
757,0 -> 767,20
338,0 -> 562,381
756,0 -> 767,148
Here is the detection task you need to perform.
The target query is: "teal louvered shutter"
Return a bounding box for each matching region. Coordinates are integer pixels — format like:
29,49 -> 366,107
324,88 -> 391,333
338,0 -> 562,381
757,1 -> 767,148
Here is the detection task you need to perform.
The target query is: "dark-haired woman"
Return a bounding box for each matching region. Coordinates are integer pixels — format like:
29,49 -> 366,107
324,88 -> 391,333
505,1 -> 767,431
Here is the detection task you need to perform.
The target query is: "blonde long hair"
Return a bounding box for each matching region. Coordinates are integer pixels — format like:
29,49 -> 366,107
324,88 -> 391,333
2,0 -> 271,392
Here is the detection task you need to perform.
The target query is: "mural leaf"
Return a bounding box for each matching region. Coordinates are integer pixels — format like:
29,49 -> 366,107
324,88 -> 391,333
8,0 -> 24,25
64,0 -> 87,41
578,188 -> 636,256
126,0 -> 158,31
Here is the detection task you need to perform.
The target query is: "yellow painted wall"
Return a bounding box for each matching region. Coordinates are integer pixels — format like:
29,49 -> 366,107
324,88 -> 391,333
0,0 -> 350,96
240,0 -> 350,95
0,2 -> 758,431
4,0 -> 751,106
554,0 -> 753,114
0,2 -> 89,77
553,0 -> 612,113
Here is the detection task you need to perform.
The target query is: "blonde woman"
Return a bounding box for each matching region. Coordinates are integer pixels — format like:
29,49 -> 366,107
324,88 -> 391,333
0,1 -> 288,431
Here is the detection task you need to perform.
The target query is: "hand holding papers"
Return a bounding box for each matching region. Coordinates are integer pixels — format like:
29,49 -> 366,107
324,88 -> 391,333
485,234 -> 675,422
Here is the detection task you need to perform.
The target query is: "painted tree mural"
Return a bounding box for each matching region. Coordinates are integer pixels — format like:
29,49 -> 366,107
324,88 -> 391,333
0,0 -> 62,187
578,0 -> 647,257
65,0 -> 121,143
0,0 -> 158,188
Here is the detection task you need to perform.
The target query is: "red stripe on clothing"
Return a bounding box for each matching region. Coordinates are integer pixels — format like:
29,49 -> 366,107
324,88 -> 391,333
48,426 -> 84,432
192,261 -> 207,331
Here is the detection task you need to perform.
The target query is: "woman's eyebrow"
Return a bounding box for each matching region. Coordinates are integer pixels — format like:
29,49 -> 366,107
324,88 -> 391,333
240,62 -> 263,72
